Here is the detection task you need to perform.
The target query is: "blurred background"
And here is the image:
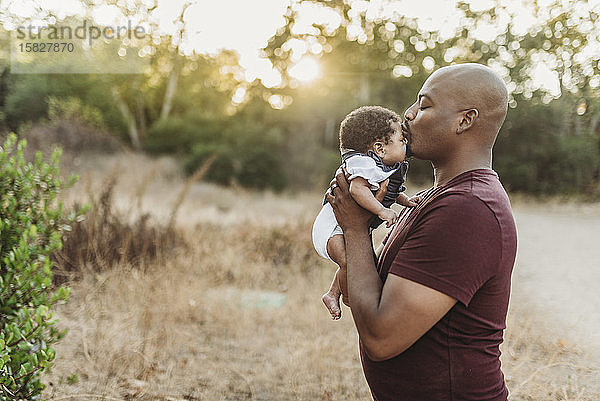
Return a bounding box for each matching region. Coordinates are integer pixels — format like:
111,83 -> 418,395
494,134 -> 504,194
1,0 -> 600,400
1,0 -> 600,195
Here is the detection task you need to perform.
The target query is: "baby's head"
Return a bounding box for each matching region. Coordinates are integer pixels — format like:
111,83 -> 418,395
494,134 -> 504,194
339,105 -> 407,165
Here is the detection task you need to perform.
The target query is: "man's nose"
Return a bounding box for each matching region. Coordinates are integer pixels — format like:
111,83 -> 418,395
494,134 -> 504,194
404,106 -> 415,121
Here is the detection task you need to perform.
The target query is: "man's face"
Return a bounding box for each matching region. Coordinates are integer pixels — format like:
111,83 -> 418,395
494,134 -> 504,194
402,72 -> 460,161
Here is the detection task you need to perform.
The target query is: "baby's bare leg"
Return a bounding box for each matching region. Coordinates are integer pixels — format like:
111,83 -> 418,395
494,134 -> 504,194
322,234 -> 347,319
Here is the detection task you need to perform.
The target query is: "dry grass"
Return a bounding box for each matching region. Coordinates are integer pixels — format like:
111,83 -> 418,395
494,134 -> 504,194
44,220 -> 369,401
502,304 -> 600,401
53,176 -> 180,284
42,153 -> 600,401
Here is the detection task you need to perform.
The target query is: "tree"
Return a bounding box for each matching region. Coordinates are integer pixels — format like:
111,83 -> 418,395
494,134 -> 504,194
261,0 -> 600,193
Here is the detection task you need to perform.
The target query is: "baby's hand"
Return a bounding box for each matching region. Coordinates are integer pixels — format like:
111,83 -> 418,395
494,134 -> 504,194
378,207 -> 399,228
396,193 -> 423,208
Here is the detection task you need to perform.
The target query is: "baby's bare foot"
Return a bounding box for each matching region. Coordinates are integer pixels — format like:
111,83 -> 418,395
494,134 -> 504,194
322,290 -> 342,320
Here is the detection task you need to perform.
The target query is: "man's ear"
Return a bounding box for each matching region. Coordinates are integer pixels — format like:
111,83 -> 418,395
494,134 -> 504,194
456,109 -> 479,134
373,141 -> 385,157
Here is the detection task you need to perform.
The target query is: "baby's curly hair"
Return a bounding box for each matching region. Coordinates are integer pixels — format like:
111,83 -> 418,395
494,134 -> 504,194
339,105 -> 401,153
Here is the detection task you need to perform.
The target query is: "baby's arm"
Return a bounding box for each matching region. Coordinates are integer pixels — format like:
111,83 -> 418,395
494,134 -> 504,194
349,177 -> 398,227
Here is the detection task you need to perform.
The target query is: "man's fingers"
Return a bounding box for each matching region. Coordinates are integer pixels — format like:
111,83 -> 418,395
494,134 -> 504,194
329,167 -> 345,189
335,167 -> 350,192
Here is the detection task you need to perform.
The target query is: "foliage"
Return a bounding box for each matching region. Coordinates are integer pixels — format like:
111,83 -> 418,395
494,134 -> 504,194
146,115 -> 288,190
2,1 -> 600,194
3,74 -> 126,135
144,117 -> 200,154
144,116 -> 225,155
3,75 -> 60,127
183,117 -> 287,190
184,143 -> 235,184
47,96 -> 105,131
0,134 -> 80,400
260,0 -> 600,194
495,99 -> 599,194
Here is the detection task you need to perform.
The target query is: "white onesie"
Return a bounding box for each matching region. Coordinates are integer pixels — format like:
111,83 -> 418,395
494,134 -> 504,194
312,153 -> 404,261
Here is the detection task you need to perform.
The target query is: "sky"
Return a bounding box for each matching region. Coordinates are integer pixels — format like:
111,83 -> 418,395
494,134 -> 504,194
2,0 -> 600,93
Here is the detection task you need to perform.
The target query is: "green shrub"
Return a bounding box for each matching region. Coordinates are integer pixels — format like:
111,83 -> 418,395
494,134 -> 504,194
144,117 -> 226,155
494,103 -> 599,195
0,133 -> 80,400
47,96 -> 105,130
236,146 -> 286,190
144,117 -> 198,154
4,76 -> 56,128
183,122 -> 287,190
184,143 -> 235,184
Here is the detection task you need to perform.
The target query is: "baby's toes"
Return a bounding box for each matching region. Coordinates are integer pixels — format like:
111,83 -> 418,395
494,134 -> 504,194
322,292 -> 342,319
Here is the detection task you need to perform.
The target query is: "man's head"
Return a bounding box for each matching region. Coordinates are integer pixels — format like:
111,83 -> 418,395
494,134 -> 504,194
402,63 -> 509,162
339,105 -> 402,154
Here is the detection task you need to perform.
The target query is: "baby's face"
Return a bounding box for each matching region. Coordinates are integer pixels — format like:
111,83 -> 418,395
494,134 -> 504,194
379,120 -> 408,165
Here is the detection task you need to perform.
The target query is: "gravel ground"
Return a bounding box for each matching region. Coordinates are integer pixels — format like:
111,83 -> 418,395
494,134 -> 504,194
510,203 -> 600,360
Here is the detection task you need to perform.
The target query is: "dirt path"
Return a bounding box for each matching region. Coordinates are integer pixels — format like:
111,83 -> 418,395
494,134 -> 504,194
511,204 -> 600,359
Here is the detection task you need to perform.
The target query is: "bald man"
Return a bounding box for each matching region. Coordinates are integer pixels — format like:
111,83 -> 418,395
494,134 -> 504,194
326,63 -> 517,401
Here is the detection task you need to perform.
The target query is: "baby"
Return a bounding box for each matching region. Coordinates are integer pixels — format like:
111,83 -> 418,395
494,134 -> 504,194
312,105 -> 421,319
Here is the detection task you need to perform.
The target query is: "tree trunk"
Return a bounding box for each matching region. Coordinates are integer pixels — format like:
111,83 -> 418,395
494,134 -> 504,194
137,91 -> 146,142
159,2 -> 190,121
112,88 -> 141,149
159,58 -> 180,121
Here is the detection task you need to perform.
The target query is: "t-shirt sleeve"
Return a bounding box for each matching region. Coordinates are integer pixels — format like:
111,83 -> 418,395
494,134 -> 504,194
344,155 -> 390,190
388,193 -> 502,306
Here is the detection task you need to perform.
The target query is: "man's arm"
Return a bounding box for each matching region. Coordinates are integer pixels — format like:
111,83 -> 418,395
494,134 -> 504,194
327,170 -> 456,361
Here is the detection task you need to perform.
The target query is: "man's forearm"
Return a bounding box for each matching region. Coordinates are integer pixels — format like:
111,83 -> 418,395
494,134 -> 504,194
344,227 -> 385,342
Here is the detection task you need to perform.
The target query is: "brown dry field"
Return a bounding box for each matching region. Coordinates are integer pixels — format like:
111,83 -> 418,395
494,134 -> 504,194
42,153 -> 600,401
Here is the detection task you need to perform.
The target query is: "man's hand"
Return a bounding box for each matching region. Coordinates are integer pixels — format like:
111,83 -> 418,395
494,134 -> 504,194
326,169 -> 387,232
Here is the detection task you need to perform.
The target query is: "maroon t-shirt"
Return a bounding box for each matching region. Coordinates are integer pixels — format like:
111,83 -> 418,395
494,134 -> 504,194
361,169 -> 517,401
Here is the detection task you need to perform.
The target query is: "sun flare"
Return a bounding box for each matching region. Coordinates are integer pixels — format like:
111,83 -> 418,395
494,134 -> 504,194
288,57 -> 321,83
